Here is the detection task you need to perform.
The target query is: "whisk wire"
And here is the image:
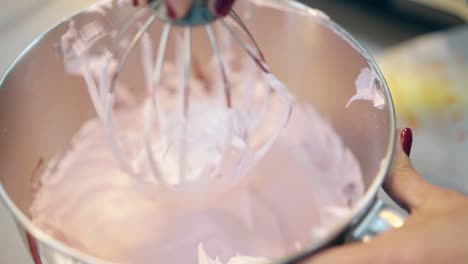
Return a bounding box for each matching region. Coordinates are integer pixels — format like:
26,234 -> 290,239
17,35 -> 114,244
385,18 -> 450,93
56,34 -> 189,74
205,24 -> 234,179
98,3 -> 291,187
97,13 -> 159,179
179,27 -> 192,183
206,25 -> 231,108
220,16 -> 292,164
110,14 -> 157,94
229,11 -> 263,59
220,18 -> 268,73
144,22 -> 172,185
113,4 -> 154,40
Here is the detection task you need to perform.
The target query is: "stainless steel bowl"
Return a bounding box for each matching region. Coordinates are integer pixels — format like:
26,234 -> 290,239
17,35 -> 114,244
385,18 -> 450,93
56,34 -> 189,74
0,0 -> 398,263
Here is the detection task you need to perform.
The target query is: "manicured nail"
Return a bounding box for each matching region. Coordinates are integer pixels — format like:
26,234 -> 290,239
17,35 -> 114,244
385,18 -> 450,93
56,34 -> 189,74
401,128 -> 413,157
214,0 -> 235,17
133,0 -> 149,7
166,2 -> 177,19
27,233 -> 42,264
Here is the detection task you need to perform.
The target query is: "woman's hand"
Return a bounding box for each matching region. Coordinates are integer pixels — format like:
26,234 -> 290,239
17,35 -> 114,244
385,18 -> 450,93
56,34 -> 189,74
307,128 -> 468,264
134,0 -> 235,19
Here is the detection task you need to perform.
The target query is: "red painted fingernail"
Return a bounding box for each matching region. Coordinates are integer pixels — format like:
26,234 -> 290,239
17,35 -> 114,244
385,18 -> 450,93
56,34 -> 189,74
215,0 -> 235,17
27,233 -> 43,264
166,2 -> 177,19
401,128 -> 413,157
133,0 -> 139,6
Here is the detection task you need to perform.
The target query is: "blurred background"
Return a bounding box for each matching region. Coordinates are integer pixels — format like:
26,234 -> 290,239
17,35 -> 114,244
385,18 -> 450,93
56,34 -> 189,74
0,0 -> 466,263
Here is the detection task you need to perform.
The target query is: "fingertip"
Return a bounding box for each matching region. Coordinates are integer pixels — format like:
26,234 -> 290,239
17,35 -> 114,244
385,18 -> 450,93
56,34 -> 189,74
166,2 -> 177,20
133,0 -> 148,6
209,0 -> 235,17
391,128 -> 414,171
384,128 -> 430,211
401,128 -> 413,157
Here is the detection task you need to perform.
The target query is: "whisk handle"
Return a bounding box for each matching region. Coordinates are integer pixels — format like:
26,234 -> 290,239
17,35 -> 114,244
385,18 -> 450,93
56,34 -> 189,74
147,0 -> 220,26
175,0 -> 217,26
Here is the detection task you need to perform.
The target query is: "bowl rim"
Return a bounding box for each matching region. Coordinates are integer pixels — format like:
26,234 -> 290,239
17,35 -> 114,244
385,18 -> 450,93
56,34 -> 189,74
0,0 -> 396,263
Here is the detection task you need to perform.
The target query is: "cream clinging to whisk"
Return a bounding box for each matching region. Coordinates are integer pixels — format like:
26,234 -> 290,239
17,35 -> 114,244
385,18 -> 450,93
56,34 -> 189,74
62,0 -> 292,189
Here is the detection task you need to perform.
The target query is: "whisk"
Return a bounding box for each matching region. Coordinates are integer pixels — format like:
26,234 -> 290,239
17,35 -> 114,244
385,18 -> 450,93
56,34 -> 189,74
64,0 -> 292,189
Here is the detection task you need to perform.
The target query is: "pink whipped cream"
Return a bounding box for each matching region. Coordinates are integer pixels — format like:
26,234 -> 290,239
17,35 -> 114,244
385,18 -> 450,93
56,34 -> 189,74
30,89 -> 363,263
30,3 -> 364,263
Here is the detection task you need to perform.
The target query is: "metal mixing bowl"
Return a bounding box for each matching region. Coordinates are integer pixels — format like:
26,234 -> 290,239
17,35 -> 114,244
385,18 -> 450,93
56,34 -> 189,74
0,0 -> 398,263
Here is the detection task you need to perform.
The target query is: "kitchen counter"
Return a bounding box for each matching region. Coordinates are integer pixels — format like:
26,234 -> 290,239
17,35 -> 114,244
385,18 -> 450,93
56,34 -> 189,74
0,1 -> 450,263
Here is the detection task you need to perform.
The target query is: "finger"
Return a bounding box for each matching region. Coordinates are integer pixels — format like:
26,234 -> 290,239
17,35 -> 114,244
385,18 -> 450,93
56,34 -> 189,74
208,0 -> 236,17
133,0 -> 149,6
383,128 -> 432,212
165,0 -> 193,19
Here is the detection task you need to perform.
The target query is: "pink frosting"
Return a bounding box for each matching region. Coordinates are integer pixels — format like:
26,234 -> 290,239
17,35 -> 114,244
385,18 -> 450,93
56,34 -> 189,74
31,94 -> 363,263
30,4 -> 364,262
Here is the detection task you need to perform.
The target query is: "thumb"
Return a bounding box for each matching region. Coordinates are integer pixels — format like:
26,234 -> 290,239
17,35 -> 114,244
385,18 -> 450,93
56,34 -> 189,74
383,128 -> 433,212
208,0 -> 236,17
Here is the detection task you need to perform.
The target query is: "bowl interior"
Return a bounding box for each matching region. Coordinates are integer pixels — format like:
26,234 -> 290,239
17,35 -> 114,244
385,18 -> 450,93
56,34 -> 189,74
0,0 -> 394,262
